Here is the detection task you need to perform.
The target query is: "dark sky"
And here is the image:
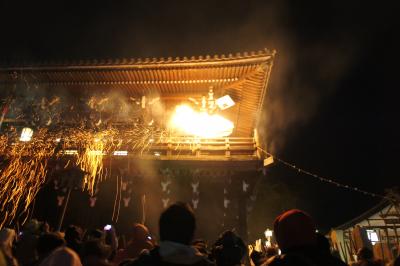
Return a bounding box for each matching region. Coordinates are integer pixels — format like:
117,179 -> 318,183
0,0 -> 399,230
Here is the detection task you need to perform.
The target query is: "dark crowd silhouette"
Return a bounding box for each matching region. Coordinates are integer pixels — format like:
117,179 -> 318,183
1,203 -> 399,266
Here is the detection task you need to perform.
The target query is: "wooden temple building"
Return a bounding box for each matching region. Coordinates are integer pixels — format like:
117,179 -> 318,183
330,193 -> 400,264
0,49 -> 275,240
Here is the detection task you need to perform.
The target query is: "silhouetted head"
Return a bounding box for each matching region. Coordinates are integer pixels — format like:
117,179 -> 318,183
64,225 -> 82,243
159,202 -> 195,245
37,233 -> 65,258
212,230 -> 246,266
273,209 -> 317,253
357,247 -> 373,261
39,222 -> 50,234
23,219 -> 41,234
82,240 -> 111,259
394,255 -> 400,266
85,229 -> 104,241
0,228 -> 16,248
265,246 -> 278,258
42,246 -> 81,265
316,232 -> 331,255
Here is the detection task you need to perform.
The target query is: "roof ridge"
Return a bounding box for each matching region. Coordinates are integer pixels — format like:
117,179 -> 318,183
334,199 -> 392,230
0,48 -> 275,68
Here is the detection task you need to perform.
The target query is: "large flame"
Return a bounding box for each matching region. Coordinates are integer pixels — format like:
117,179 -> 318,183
169,105 -> 234,138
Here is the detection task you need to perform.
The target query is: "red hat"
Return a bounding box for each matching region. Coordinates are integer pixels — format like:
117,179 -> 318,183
274,209 -> 317,252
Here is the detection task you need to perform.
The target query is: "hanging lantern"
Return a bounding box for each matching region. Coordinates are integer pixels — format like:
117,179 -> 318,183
20,127 -> 33,142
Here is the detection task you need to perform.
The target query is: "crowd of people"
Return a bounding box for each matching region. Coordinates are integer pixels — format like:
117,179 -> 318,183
0,202 -> 399,266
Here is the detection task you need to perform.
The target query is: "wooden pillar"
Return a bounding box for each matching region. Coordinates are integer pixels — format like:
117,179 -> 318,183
57,186 -> 72,231
238,196 -> 247,242
237,176 -> 248,242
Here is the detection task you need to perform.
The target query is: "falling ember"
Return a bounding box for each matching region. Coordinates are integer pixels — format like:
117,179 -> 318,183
0,121 -> 176,228
0,129 -> 55,228
0,135 -> 7,154
75,130 -> 117,195
169,105 -> 234,138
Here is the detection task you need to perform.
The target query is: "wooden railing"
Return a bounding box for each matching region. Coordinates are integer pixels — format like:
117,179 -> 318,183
62,136 -> 259,160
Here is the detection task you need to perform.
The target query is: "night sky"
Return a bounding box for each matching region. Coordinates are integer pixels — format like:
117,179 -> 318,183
0,0 -> 398,232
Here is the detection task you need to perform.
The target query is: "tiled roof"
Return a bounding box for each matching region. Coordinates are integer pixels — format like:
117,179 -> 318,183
0,49 -> 274,68
0,49 -> 276,137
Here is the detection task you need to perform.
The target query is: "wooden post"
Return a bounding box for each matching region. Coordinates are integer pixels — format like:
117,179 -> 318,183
345,240 -> 354,263
376,229 -> 386,263
141,194 -> 146,225
254,128 -> 261,158
167,138 -> 172,157
237,177 -> 248,243
57,186 -> 72,231
393,225 -> 399,247
225,137 -> 230,158
338,242 -> 348,263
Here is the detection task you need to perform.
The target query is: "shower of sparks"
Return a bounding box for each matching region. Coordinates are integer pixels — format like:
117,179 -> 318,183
75,129 -> 118,195
125,124 -> 168,152
0,124 -> 169,228
0,129 -> 55,228
0,89 -> 233,228
0,135 -> 7,154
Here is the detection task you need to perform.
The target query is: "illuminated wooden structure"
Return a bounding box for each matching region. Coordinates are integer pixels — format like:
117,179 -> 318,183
0,49 -> 274,137
0,49 -> 275,239
330,194 -> 400,264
